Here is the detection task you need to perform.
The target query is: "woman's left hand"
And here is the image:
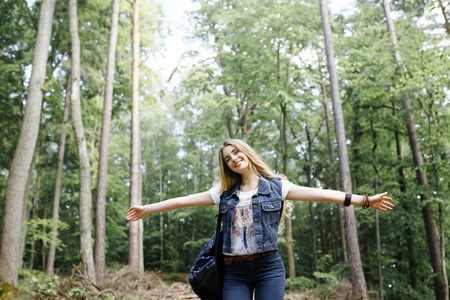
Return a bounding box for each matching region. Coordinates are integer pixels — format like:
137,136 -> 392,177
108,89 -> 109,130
369,192 -> 394,211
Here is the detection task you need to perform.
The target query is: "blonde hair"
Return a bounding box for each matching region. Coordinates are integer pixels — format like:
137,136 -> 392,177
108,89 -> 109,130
218,139 -> 293,233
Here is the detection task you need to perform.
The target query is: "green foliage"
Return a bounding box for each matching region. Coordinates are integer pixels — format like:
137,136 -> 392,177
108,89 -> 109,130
66,287 -> 88,298
313,284 -> 335,299
313,271 -> 339,287
162,273 -> 188,283
0,0 -> 449,298
26,218 -> 69,250
0,0 -> 35,171
285,276 -> 316,291
18,269 -> 60,299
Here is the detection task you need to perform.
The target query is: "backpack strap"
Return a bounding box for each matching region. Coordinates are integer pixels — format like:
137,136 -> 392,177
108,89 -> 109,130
213,194 -> 223,253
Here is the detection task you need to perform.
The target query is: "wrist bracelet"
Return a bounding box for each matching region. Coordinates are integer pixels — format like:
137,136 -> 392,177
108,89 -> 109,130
344,193 -> 351,207
362,194 -> 370,209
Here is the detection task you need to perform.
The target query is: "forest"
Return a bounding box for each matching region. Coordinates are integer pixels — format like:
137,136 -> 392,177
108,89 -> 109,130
0,0 -> 449,299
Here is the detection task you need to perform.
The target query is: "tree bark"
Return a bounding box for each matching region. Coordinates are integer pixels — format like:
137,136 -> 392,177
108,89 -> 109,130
128,0 -> 143,272
382,1 -> 447,298
280,101 -> 295,279
30,172 -> 41,270
95,0 -> 120,283
19,145 -> 37,271
320,75 -> 347,262
0,0 -> 56,287
69,0 -> 96,283
275,43 -> 295,279
439,204 -> 449,300
159,161 -> 164,270
370,100 -> 384,299
138,146 -> 144,273
319,0 -> 368,298
47,74 -> 71,276
305,127 -> 318,280
392,103 -> 417,289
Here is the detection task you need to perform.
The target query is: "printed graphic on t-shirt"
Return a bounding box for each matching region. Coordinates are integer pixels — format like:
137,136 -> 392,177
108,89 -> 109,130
231,193 -> 257,254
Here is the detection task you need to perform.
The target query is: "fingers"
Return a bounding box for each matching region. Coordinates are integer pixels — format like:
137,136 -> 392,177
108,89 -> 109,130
381,195 -> 393,202
126,214 -> 140,222
377,200 -> 395,211
126,208 -> 139,222
374,193 -> 394,212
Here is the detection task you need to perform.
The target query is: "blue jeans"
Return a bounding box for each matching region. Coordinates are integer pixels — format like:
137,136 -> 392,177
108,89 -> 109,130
223,251 -> 286,300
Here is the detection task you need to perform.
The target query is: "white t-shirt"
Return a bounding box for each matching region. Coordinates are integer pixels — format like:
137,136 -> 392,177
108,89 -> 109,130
209,180 -> 292,255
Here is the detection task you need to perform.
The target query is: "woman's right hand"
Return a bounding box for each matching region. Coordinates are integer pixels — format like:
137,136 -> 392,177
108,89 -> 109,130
126,205 -> 146,222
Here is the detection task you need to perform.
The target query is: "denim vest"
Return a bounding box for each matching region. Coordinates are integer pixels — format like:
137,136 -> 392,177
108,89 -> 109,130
220,177 -> 283,254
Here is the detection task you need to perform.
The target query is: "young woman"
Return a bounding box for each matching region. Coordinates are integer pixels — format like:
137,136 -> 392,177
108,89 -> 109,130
126,139 -> 394,300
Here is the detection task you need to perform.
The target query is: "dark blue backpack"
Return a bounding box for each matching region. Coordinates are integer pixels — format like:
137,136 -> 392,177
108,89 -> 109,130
189,197 -> 224,300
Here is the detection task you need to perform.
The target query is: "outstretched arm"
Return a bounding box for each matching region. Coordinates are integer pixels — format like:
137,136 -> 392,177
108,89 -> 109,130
286,185 -> 394,212
126,191 -> 215,222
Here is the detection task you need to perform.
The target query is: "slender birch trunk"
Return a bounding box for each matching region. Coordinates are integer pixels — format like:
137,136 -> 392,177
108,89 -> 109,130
46,74 -> 71,276
392,103 -> 417,288
19,146 -> 37,271
95,0 -> 120,283
159,164 -> 164,270
319,74 -> 347,262
276,47 -> 295,279
370,100 -> 384,299
128,0 -> 143,272
281,101 -> 295,278
69,0 -> 96,283
30,172 -> 41,270
305,127 -> 318,280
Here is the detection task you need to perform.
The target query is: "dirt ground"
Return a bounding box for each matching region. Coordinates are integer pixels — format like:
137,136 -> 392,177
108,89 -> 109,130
16,267 -> 355,299
97,269 -> 354,300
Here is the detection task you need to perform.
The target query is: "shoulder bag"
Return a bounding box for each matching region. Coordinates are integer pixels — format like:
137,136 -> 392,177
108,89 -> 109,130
189,198 -> 224,300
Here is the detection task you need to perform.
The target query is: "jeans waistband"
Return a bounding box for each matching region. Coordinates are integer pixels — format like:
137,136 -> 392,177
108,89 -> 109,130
224,250 -> 277,264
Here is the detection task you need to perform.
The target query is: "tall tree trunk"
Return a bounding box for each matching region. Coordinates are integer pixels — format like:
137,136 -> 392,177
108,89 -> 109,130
277,47 -> 295,279
30,172 -> 41,270
319,0 -> 368,298
370,100 -> 384,300
95,0 -> 120,283
128,0 -> 143,272
138,146 -> 144,273
392,103 -> 416,288
46,74 -> 71,276
351,101 -> 362,189
439,204 -> 449,300
19,145 -> 37,271
281,101 -> 295,278
275,46 -> 295,279
305,127 -> 318,280
69,0 -> 96,283
382,1 -> 447,298
0,0 -> 56,287
320,75 -> 347,262
42,207 -> 47,272
159,164 -> 164,270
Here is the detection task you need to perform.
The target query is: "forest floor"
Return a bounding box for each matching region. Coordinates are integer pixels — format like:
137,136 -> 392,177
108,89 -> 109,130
12,267 -> 356,300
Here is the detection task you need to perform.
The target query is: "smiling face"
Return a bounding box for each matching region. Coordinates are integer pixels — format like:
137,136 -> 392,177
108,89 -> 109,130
221,145 -> 250,175
218,139 -> 277,192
